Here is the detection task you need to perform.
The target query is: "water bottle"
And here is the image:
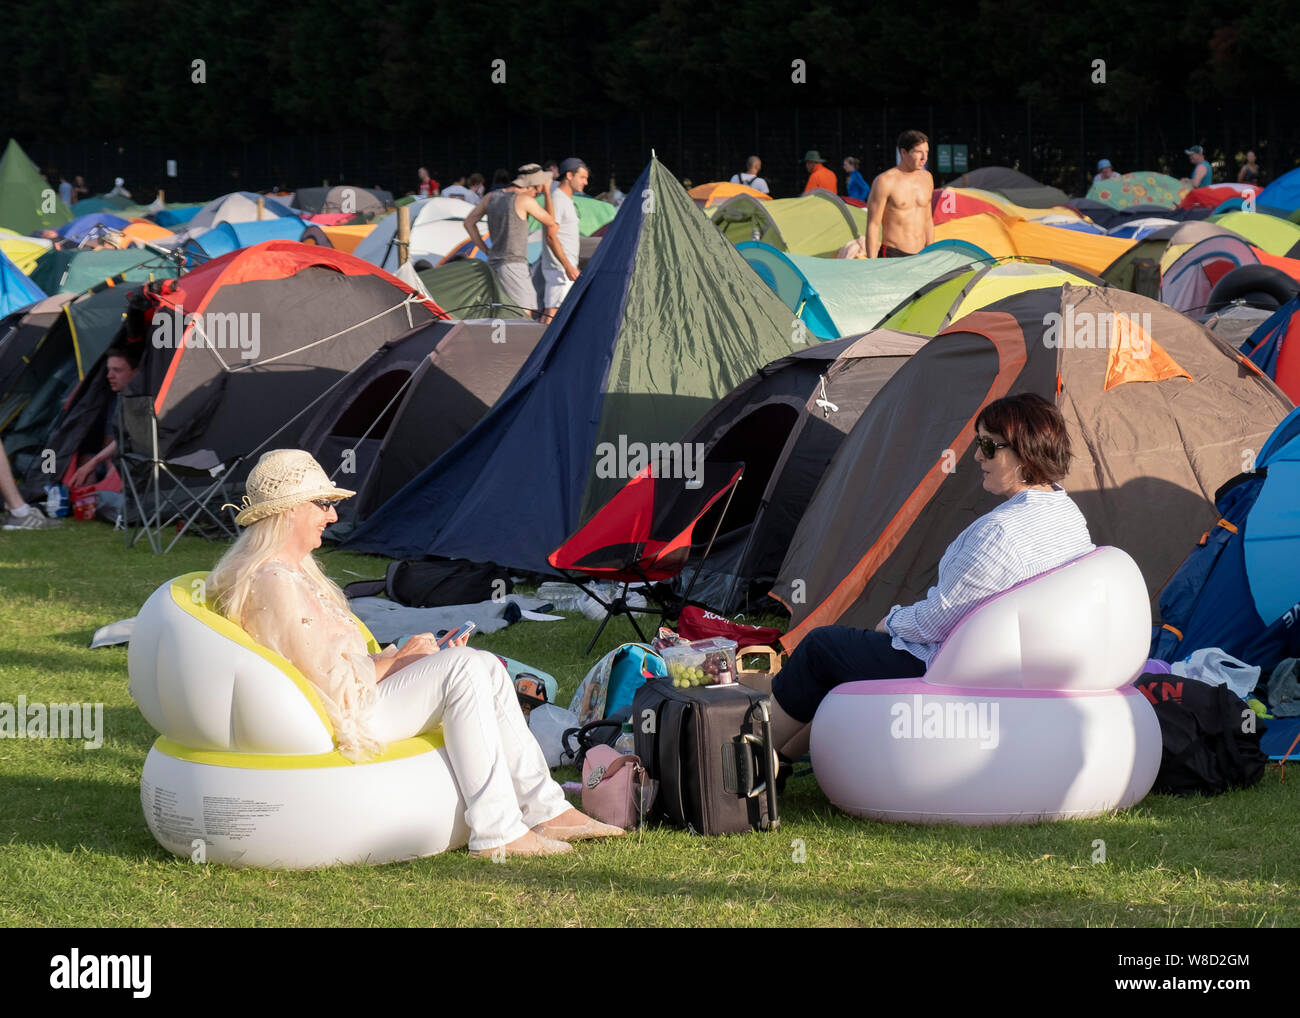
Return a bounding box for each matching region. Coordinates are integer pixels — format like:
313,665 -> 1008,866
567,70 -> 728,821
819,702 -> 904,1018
45,484 -> 69,518
613,721 -> 636,755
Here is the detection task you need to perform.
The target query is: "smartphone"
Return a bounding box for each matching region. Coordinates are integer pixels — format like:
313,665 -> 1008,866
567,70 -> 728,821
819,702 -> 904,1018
438,620 -> 477,646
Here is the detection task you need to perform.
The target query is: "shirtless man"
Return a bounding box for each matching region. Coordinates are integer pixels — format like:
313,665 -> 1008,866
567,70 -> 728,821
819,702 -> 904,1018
864,130 -> 934,258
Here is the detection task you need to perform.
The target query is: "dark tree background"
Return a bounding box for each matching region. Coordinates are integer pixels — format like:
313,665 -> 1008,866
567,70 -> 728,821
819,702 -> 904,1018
6,0 -> 1298,199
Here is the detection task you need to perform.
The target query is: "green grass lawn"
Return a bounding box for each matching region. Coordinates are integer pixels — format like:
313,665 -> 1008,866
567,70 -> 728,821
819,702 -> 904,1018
2,523 -> 1297,928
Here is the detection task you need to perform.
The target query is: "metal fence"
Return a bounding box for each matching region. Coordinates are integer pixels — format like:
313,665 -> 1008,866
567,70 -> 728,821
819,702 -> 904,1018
29,99 -> 1297,206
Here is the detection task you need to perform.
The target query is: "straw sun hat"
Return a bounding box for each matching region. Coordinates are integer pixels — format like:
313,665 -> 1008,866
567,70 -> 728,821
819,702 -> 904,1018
227,449 -> 355,526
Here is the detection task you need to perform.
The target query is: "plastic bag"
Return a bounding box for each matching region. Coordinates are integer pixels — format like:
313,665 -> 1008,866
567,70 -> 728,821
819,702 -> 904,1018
535,581 -> 648,620
528,703 -> 580,769
1171,647 -> 1260,701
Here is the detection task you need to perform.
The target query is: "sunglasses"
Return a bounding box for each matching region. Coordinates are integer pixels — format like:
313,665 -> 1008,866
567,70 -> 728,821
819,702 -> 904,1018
309,499 -> 336,511
973,436 -> 1011,459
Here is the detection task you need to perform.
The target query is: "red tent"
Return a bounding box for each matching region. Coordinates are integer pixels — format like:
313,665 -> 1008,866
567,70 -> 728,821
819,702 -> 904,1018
1180,183 -> 1260,210
931,188 -> 1004,225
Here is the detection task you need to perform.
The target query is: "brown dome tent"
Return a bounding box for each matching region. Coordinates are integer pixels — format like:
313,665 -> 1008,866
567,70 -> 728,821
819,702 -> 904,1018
772,283 -> 1293,652
132,240 -> 446,475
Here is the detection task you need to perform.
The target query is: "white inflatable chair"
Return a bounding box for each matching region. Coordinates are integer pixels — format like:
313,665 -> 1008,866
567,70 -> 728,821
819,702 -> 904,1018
129,573 -> 469,867
809,547 -> 1162,824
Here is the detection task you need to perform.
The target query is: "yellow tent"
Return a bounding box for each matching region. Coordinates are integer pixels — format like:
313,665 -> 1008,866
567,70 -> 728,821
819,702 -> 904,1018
0,227 -> 53,274
319,224 -> 376,253
935,213 -> 1133,275
1212,211 -> 1300,257
882,261 -> 1097,335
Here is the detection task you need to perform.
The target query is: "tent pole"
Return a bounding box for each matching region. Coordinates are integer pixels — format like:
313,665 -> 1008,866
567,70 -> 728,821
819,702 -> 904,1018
396,205 -> 411,267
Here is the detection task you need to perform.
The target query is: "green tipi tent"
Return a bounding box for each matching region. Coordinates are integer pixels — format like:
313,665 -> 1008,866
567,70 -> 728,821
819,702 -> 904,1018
0,139 -> 72,234
345,156 -> 808,572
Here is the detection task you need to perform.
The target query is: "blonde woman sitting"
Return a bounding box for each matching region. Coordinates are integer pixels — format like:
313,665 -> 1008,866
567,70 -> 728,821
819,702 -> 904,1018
209,449 -> 623,858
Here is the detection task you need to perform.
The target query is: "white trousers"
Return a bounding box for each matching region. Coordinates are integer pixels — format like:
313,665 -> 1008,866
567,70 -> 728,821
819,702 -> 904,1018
369,647 -> 570,851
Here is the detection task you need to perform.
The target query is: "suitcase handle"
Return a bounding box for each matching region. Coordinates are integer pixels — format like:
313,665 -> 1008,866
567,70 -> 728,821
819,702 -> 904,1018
745,697 -> 780,831
740,733 -> 768,799
657,700 -> 692,829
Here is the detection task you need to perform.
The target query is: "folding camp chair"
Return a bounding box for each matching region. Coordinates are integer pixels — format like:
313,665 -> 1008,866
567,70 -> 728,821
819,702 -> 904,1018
115,394 -> 239,553
548,461 -> 744,654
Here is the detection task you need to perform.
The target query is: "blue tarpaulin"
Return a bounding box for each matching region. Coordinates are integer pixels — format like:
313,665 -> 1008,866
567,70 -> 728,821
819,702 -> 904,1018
0,249 -> 45,317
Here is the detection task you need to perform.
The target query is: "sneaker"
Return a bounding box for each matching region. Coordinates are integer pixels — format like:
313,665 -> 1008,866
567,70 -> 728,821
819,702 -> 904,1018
3,506 -> 62,530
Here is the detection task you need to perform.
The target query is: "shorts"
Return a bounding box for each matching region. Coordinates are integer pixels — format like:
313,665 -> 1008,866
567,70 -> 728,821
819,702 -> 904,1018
879,243 -> 915,258
539,264 -> 573,308
491,260 -> 538,312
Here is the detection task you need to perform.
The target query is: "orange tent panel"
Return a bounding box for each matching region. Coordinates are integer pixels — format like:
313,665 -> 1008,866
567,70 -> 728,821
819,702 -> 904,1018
688,181 -> 771,207
122,220 -> 173,243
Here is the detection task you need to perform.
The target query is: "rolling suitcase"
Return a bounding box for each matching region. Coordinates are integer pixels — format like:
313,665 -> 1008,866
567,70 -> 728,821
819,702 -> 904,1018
632,678 -> 779,834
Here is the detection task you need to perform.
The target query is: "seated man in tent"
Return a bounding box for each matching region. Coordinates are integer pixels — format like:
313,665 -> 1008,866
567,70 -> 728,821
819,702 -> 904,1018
69,342 -> 142,493
864,130 -> 934,258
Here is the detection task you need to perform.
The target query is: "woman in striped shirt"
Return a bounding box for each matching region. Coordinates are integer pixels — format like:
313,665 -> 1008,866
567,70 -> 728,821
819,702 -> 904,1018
768,393 -> 1096,764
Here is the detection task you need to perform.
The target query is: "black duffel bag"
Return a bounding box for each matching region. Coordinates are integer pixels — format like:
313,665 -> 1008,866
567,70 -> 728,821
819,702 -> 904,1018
343,558 -> 513,608
1136,674 -> 1268,796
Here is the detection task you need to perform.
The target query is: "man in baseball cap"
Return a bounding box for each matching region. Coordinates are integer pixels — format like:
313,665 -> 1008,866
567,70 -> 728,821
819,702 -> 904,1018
1185,145 -> 1212,188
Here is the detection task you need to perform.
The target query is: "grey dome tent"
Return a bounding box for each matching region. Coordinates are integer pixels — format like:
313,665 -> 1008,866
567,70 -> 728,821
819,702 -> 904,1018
297,317 -> 546,524
679,329 -> 928,612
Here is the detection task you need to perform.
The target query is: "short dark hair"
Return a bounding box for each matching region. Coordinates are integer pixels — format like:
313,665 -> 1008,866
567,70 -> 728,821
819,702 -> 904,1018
844,156 -> 860,170
466,172 -> 485,188
975,392 -> 1072,485
897,130 -> 929,152
105,342 -> 143,370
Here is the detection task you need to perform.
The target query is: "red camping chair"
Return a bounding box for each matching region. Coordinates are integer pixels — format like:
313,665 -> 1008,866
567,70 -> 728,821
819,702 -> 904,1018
549,462 -> 744,654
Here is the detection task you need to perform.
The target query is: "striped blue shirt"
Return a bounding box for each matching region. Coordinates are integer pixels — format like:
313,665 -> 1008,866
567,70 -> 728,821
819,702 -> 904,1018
885,486 -> 1095,665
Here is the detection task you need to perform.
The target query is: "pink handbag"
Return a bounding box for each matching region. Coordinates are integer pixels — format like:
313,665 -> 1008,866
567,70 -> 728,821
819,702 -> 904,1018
582,745 -> 651,830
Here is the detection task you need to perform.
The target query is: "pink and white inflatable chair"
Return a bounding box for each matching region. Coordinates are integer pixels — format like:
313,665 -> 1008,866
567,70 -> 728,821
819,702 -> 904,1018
810,547 -> 1162,824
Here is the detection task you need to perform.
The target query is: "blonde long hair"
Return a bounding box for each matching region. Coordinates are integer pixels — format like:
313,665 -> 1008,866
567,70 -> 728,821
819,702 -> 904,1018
208,508 -> 349,625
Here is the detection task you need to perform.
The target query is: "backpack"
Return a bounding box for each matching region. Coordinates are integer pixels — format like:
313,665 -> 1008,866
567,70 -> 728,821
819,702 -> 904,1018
568,643 -> 667,727
1135,675 -> 1268,796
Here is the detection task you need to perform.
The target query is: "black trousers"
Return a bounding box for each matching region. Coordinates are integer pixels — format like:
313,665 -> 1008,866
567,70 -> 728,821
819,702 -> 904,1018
772,625 -> 926,723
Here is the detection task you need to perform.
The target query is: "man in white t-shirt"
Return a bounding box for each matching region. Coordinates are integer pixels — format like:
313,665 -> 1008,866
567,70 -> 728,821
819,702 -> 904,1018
730,155 -> 770,194
538,157 -> 586,323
